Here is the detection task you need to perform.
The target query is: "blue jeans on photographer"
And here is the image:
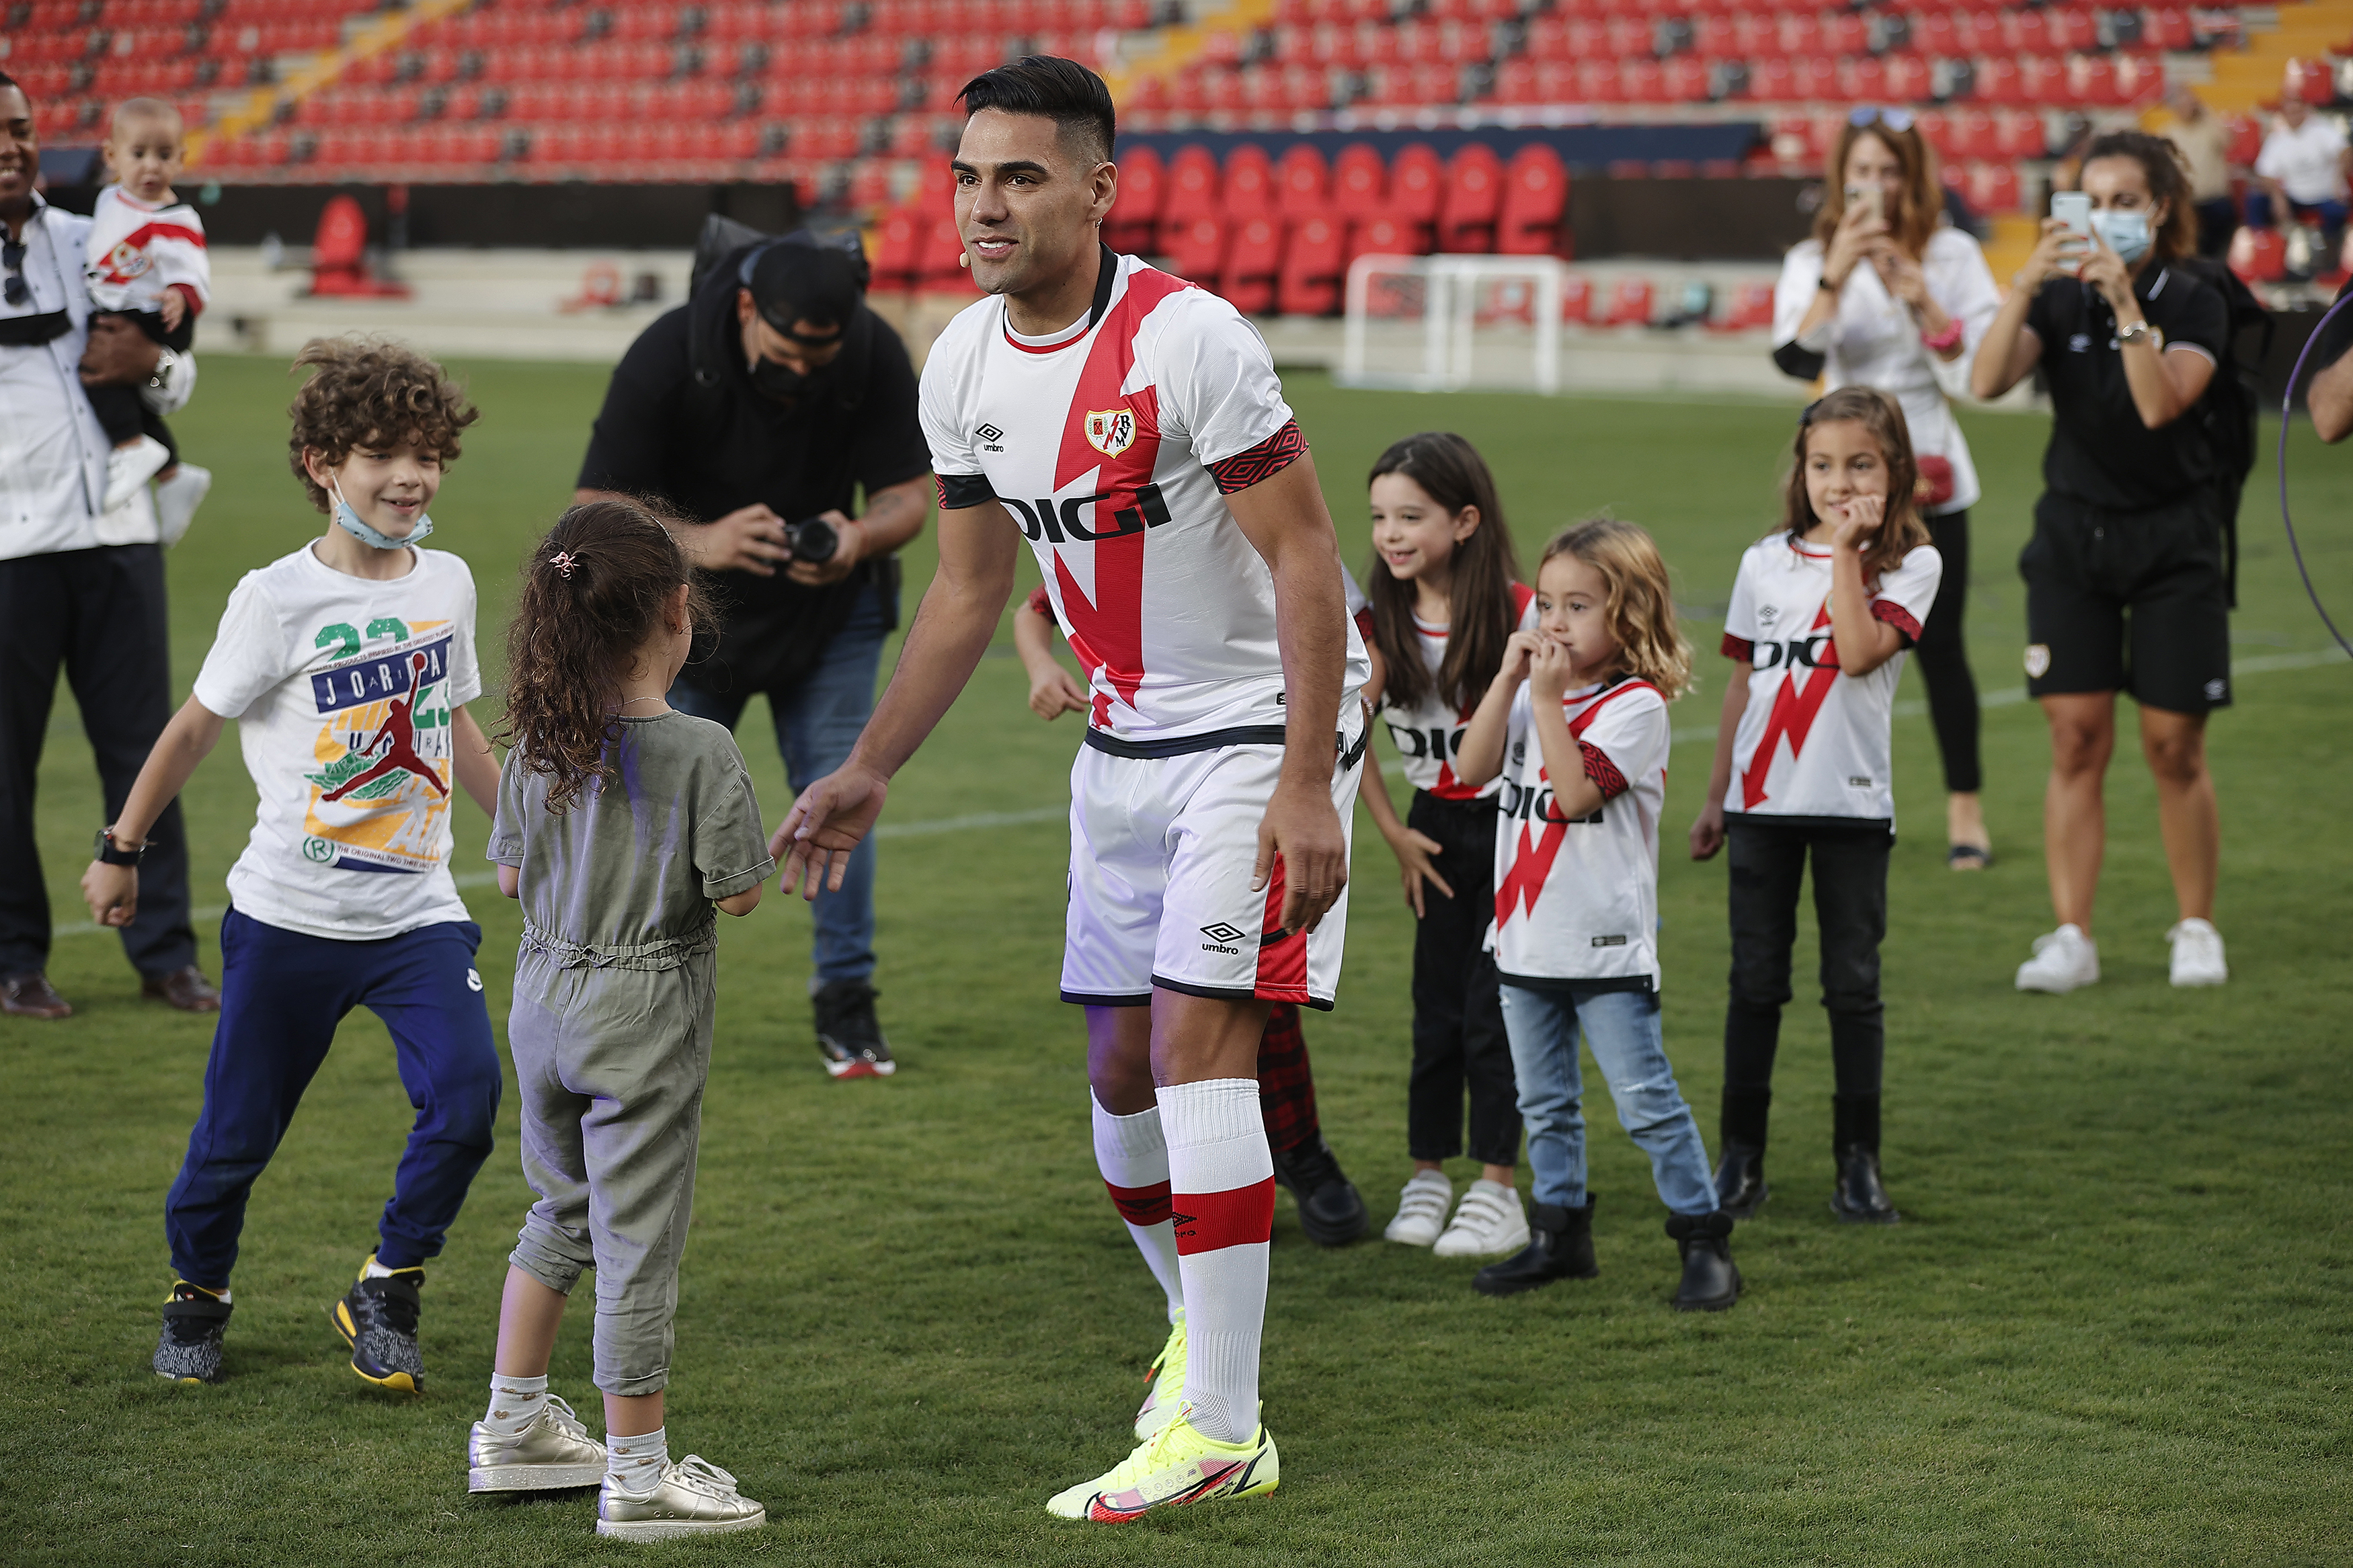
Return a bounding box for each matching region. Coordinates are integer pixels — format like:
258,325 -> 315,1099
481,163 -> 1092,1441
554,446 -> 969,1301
1497,983 -> 1716,1216
669,579 -> 889,987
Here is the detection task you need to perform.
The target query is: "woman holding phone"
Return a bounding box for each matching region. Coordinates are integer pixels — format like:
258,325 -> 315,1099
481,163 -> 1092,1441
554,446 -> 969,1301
1771,107 -> 2003,869
1971,130 -> 2233,995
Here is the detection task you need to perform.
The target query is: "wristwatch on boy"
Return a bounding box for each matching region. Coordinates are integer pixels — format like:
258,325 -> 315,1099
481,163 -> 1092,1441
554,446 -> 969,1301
94,826 -> 147,866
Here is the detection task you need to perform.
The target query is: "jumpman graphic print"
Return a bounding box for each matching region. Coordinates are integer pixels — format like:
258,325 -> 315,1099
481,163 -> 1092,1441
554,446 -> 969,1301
301,621 -> 457,874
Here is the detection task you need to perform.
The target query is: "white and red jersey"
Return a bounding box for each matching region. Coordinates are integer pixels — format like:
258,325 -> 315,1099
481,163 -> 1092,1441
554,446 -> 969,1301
1720,534 -> 1942,825
1488,676 -> 1669,990
1378,580 -> 1538,798
924,251 -> 1369,743
84,185 -> 209,317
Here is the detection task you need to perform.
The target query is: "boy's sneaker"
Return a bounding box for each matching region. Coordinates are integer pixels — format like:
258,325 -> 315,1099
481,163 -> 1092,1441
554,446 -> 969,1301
1047,1413 -> 1279,1522
1384,1169 -> 1453,1247
813,979 -> 895,1077
596,1456 -> 766,1540
102,436 -> 171,509
153,1281 -> 231,1384
1432,1178 -> 1531,1258
2167,918 -> 2228,987
469,1395 -> 608,1492
153,462 -> 212,546
2016,923 -> 2100,993
331,1255 -> 426,1393
1132,1315 -> 1187,1440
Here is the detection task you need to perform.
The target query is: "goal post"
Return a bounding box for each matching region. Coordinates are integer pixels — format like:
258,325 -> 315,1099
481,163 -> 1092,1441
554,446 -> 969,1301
1339,253 -> 1567,396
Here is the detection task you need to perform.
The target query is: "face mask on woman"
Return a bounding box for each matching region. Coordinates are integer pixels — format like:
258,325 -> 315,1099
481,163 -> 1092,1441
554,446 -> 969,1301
2091,208 -> 2153,264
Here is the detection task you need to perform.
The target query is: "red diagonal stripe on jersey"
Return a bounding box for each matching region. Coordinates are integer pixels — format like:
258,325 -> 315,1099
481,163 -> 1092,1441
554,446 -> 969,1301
112,221 -> 207,251
1255,854 -> 1309,1002
1494,817 -> 1567,927
1045,266 -> 1190,716
1170,1175 -> 1277,1255
1105,1179 -> 1172,1227
1739,604 -> 1839,809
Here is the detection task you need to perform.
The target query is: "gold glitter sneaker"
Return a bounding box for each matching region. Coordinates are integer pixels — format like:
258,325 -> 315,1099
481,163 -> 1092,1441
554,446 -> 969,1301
468,1395 -> 607,1492
596,1456 -> 766,1540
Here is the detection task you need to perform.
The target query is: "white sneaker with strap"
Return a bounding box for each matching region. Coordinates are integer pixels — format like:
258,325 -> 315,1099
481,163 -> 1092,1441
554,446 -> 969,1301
1433,1178 -> 1531,1259
1384,1169 -> 1453,1247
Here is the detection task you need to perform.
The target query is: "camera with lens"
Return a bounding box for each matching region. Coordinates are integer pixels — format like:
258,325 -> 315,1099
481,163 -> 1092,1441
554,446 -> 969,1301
787,515 -> 839,564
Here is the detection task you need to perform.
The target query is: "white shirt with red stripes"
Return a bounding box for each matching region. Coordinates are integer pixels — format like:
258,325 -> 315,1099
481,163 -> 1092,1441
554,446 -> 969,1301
1379,580 -> 1538,799
84,185 -> 210,317
1720,534 -> 1942,827
923,252 -> 1368,743
1488,675 -> 1669,991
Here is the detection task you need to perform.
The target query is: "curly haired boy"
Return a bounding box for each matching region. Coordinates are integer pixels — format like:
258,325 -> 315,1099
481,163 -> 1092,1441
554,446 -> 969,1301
82,337 -> 506,1391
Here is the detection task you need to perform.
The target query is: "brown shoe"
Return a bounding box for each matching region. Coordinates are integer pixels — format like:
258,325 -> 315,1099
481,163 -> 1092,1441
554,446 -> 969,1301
2,973 -> 71,1020
142,964 -> 221,1013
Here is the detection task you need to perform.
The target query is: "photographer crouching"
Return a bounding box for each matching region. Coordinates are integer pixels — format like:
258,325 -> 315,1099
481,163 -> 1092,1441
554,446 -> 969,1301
576,231 -> 932,1077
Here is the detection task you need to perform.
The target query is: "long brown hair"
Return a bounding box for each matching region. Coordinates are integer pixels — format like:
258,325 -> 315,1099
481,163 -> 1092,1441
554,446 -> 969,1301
2081,129 -> 2199,263
1776,386 -> 1932,585
497,499 -> 714,813
1812,117 -> 1941,259
1540,518 -> 1692,699
1365,432 -> 1524,713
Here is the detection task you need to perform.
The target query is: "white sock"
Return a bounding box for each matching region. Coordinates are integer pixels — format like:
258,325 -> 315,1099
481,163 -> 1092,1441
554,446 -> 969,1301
482,1373 -> 548,1438
362,1255 -> 397,1278
1158,1079 -> 1274,1446
1092,1096 -> 1186,1323
606,1427 -> 668,1493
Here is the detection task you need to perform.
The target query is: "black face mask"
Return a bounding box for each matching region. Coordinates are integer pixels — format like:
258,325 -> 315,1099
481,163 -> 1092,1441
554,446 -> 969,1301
749,354 -> 821,403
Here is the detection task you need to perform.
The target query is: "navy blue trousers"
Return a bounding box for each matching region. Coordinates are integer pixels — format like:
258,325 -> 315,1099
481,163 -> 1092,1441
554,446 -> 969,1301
164,908 -> 502,1288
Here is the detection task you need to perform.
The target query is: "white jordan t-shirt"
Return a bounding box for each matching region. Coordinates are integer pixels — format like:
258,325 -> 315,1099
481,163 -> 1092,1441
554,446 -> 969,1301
191,542 -> 481,940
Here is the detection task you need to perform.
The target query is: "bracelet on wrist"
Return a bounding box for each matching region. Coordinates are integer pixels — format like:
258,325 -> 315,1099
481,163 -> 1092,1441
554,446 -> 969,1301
1919,317 -> 1964,352
1817,274 -> 1840,293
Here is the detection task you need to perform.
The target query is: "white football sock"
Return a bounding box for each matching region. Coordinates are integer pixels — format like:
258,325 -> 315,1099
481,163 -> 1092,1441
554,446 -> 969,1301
1158,1078 -> 1274,1445
1092,1095 -> 1186,1323
481,1372 -> 548,1438
606,1427 -> 668,1494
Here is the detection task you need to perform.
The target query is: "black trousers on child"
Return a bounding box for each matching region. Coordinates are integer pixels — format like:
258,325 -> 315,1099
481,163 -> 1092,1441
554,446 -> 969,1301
86,308 -> 188,459
1918,507 -> 1981,795
1405,790 -> 1520,1167
1719,816 -> 1889,1153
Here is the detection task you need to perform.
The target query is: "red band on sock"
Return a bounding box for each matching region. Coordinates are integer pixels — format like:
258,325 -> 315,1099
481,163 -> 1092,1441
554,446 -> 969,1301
1106,1180 -> 1172,1227
1170,1175 -> 1277,1255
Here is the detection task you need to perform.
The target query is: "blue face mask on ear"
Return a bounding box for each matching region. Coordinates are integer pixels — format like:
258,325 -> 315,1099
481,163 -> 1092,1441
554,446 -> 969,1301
330,481 -> 432,550
2090,208 -> 2153,264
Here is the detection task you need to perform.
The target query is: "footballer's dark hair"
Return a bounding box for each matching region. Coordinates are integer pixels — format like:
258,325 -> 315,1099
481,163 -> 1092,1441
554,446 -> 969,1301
958,55 -> 1116,165
1364,431 -> 1524,714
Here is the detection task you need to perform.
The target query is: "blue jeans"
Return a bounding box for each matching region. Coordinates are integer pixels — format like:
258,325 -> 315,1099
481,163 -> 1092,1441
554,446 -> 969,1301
668,580 -> 888,987
1498,983 -> 1715,1215
165,909 -> 502,1287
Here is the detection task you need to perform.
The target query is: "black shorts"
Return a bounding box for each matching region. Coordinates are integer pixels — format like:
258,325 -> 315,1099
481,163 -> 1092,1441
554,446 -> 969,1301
2018,489 -> 2231,713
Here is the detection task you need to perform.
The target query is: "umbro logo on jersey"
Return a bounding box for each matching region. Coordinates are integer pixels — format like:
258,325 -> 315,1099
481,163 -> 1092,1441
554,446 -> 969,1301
1084,407 -> 1138,457
975,423 -> 1003,442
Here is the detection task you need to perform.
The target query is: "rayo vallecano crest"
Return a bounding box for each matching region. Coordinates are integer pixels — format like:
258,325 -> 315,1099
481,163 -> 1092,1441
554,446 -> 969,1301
1084,407 -> 1137,458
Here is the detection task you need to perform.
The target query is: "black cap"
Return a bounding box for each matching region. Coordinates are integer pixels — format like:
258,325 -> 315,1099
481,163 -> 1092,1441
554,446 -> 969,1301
742,235 -> 865,341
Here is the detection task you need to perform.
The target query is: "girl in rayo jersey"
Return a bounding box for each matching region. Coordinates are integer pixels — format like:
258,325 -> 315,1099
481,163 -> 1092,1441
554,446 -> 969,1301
1356,434 -> 1539,1263
1453,518 -> 1738,1311
1689,386 -> 1943,1229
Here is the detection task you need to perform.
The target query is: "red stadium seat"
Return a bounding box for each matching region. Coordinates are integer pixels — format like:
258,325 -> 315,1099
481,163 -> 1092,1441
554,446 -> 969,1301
1975,56 -> 2022,105
1708,281 -> 1775,333
1277,143 -> 1331,215
1277,212 -> 1345,315
1574,59 -> 1623,105
1332,143 -> 1387,222
1164,144 -> 1220,227
1164,213 -> 1230,289
1993,109 -> 2047,159
1601,276 -> 1654,327
1843,56 -> 1888,103
1559,272 -> 1593,325
2229,224 -> 2286,283
2225,115 -> 2264,167
1224,216 -> 1283,313
1437,142 -> 1501,253
2143,9 -> 2194,51
1886,54 -> 1931,102
1496,59 -> 1540,106
1964,161 -> 2020,214
1497,143 -> 1568,256
1107,144 -> 1164,255
917,212 -> 979,292
1347,212 -> 1427,264
2018,55 -> 2065,105
1390,142 -> 1443,227
1663,57 -> 1710,101
1749,58 -> 1793,104
1224,143 -> 1277,221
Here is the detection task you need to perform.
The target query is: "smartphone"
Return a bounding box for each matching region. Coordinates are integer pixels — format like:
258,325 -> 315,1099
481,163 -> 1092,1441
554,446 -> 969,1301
1845,184 -> 1884,222
2051,191 -> 2092,239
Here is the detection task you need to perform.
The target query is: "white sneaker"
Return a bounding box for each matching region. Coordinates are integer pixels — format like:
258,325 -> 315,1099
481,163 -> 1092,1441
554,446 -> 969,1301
153,462 -> 211,546
2167,918 -> 2228,987
1431,1178 -> 1530,1258
2016,923 -> 2100,993
104,436 -> 172,509
1383,1169 -> 1453,1246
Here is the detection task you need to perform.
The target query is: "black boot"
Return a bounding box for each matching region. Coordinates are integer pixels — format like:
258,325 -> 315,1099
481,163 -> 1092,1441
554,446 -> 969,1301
1665,1210 -> 1741,1311
1269,1132 -> 1368,1246
813,980 -> 894,1079
1830,1094 -> 1899,1223
1714,1140 -> 1769,1219
1474,1197 -> 1597,1296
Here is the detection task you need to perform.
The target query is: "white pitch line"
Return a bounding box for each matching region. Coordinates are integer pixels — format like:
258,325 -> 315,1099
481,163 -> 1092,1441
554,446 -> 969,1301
46,648 -> 2346,940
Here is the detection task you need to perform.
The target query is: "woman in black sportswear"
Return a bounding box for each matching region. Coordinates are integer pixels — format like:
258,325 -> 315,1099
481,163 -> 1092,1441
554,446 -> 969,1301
1972,130 -> 2235,995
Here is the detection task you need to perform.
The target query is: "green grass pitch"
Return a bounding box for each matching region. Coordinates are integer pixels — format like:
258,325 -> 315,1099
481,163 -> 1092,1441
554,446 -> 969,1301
4,352 -> 2348,1565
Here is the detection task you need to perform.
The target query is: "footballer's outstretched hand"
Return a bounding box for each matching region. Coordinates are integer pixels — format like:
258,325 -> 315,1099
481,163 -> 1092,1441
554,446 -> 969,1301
773,764 -> 890,899
1254,776 -> 1349,935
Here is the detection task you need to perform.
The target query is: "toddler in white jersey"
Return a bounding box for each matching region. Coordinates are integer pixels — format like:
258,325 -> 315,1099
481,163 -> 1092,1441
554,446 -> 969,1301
1353,434 -> 1538,1262
1451,519 -> 1740,1311
83,97 -> 211,536
1689,387 -> 1942,1229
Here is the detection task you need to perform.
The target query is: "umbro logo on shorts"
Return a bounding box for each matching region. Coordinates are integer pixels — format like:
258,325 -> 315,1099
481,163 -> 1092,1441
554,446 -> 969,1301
1199,921 -> 1246,954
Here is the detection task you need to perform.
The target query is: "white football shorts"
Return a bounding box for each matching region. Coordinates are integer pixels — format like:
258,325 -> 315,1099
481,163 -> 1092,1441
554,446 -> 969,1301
1060,727 -> 1363,1011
